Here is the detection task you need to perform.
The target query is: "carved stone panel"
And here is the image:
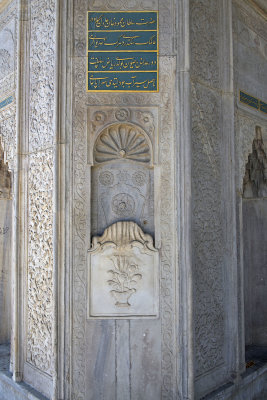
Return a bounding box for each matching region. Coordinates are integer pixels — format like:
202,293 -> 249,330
88,221 -> 159,318
91,120 -> 155,237
92,161 -> 154,236
72,52 -> 176,399
87,106 -> 159,165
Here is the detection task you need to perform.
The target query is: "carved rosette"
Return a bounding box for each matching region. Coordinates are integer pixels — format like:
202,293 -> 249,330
88,221 -> 159,318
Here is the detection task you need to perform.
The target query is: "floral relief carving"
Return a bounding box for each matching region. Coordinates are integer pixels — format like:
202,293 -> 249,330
88,221 -> 158,317
107,255 -> 142,307
27,149 -> 54,375
136,110 -> 155,139
29,0 -> 56,152
111,193 -> 135,216
99,170 -> 114,186
115,108 -> 130,121
92,111 -> 107,131
192,82 -> 225,376
92,161 -> 154,237
72,55 -> 87,400
190,0 -> 220,87
26,0 -> 56,376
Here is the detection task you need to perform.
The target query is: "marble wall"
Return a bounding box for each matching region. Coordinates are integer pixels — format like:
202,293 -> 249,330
190,0 -> 237,397
69,1 -> 191,399
0,1 -> 266,399
0,199 -> 12,344
22,0 -> 57,397
233,0 -> 267,370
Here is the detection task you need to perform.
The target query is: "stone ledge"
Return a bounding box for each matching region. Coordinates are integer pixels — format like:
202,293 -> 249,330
202,363 -> 267,399
0,344 -> 48,400
0,370 -> 49,400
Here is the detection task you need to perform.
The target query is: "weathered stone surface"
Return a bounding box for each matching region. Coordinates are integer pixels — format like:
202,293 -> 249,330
0,200 -> 11,344
243,198 -> 267,346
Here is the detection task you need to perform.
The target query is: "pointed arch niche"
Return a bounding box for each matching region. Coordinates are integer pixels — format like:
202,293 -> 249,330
242,126 -> 267,364
89,120 -> 156,239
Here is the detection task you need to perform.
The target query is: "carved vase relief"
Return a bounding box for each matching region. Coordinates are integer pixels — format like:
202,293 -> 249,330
88,221 -> 159,318
108,255 -> 142,307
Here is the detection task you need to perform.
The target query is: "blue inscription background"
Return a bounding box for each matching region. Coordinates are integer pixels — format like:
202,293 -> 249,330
87,11 -> 158,92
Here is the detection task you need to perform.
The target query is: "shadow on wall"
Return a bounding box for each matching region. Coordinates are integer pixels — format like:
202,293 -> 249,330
242,126 -> 267,352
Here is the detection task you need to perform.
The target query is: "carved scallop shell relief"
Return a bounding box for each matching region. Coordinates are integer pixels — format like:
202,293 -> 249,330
94,124 -> 151,164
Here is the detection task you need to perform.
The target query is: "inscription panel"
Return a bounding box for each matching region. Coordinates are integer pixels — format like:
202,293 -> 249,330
87,11 -> 158,92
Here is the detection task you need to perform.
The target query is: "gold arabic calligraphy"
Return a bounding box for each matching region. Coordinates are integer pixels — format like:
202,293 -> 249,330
90,15 -> 156,29
89,33 -> 157,49
89,74 -> 157,90
89,56 -> 157,71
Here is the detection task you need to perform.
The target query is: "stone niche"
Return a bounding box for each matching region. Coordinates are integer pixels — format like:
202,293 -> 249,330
87,107 -> 159,319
